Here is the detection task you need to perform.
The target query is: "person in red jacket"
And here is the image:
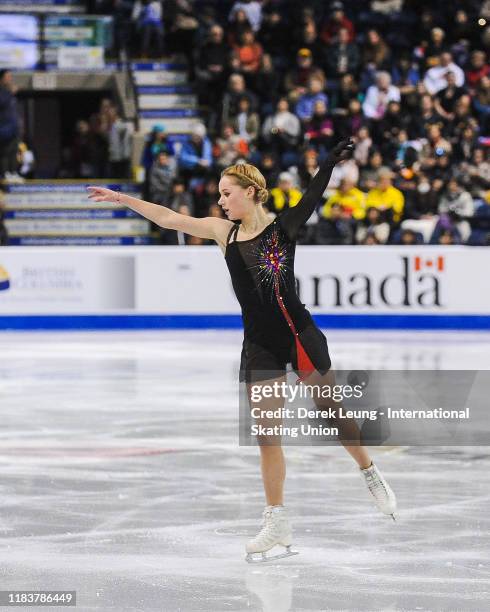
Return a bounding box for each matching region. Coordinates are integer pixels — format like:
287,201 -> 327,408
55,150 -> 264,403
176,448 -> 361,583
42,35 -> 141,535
320,1 -> 355,45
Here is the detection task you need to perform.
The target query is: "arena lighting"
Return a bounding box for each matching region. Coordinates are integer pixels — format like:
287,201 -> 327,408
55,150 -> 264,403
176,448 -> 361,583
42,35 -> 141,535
478,18 -> 487,26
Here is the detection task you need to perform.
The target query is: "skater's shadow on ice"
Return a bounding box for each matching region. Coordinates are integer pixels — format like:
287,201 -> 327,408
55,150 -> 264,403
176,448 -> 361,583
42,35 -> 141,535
245,567 -> 297,612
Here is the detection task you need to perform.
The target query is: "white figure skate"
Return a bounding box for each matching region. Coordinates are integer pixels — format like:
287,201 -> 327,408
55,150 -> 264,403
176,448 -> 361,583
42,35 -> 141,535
361,461 -> 397,520
245,506 -> 299,563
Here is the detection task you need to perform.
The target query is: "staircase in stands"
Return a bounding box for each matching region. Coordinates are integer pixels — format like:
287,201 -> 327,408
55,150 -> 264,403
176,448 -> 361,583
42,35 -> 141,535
4,182 -> 150,246
132,58 -> 201,147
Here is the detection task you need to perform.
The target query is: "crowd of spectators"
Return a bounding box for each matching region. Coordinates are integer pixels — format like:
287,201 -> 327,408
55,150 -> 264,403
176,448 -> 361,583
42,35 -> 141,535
128,0 -> 490,246
3,1 -> 490,246
60,98 -> 134,180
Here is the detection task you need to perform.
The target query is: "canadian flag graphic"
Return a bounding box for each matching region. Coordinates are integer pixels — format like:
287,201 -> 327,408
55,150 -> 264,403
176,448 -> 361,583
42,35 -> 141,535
414,256 -> 445,272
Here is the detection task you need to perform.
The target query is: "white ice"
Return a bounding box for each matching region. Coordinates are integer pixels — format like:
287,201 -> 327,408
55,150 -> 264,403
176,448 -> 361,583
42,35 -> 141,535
0,330 -> 489,611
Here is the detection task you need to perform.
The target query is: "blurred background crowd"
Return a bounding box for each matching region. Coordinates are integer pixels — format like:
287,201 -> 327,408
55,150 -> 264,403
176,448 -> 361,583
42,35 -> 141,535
1,0 -> 490,246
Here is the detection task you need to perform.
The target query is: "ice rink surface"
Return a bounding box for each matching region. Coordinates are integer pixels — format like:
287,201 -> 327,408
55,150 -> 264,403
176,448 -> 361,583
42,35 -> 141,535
1,329 -> 490,611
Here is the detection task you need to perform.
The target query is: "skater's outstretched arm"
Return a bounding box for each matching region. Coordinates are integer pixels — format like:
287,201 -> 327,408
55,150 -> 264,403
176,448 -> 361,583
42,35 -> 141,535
87,187 -> 231,242
278,138 -> 354,241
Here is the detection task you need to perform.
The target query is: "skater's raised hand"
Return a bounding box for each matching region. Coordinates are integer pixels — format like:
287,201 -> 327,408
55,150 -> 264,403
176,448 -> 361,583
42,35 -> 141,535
327,138 -> 355,165
86,186 -> 120,203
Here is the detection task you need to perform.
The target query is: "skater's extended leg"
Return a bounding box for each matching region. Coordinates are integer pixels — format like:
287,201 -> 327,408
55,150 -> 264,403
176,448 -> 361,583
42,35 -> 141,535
303,368 -> 397,519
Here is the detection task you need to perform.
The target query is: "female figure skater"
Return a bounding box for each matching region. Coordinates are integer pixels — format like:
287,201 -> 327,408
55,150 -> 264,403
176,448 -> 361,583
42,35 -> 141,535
87,138 -> 397,563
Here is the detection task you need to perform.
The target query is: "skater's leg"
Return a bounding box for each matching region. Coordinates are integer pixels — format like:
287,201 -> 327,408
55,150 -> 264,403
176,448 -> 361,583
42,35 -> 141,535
247,374 -> 287,506
303,368 -> 397,518
304,369 -> 372,468
259,446 -> 285,506
245,375 -> 298,562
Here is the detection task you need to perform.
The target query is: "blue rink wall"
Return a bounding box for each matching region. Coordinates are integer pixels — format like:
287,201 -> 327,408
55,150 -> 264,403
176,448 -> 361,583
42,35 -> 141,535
0,246 -> 489,331
1,314 -> 490,331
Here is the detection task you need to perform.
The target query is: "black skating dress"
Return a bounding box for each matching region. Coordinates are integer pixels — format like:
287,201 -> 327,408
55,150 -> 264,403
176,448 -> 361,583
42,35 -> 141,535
224,158 -> 336,384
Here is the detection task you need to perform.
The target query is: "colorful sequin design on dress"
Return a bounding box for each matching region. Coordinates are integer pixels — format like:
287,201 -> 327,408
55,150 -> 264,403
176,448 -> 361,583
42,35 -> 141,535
252,224 -> 315,382
251,224 -> 290,295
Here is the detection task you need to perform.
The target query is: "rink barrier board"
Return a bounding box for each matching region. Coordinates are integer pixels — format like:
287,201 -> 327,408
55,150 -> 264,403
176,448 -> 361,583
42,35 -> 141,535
1,314 -> 489,331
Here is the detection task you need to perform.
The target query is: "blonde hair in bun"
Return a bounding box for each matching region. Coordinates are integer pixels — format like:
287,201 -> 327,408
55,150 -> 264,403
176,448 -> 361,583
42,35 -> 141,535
221,163 -> 269,205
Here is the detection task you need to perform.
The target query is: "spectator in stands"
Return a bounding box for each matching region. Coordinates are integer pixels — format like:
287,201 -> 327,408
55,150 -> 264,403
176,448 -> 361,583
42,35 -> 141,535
0,69 -> 20,181
252,54 -> 281,114
168,0 -> 199,78
157,179 -> 194,245
359,148 -> 383,191
221,73 -> 258,128
325,27 -> 360,79
366,167 -> 404,224
329,152 -> 359,188
213,123 -> 249,170
335,97 -> 363,139
227,8 -> 252,47
179,123 -> 212,180
132,0 -> 164,58
465,50 -> 489,92
107,0 -> 133,60
396,228 -> 421,245
258,9 -> 289,68
438,177 -> 474,242
284,49 -> 325,105
433,228 -> 462,245
149,151 -> 177,205
458,147 -> 490,198
195,25 -> 230,108
141,124 -> 174,196
409,94 -> 443,139
88,97 -> 114,176
321,178 -> 366,220
297,148 -> 320,190
424,27 -> 448,68
304,99 -> 334,155
423,52 -> 465,95
473,75 -> 490,133
316,203 -> 354,245
377,100 -> 410,158
170,178 -> 194,214
362,71 -> 401,121
353,126 -> 372,167
293,20 -> 324,66
296,76 -> 329,123
71,120 -> 98,179
258,151 -> 280,187
229,0 -> 263,33
268,172 -> 302,214
231,29 -> 264,82
232,96 -> 260,144
320,1 -> 355,45
433,71 -> 467,122
107,107 -> 133,178
355,206 -> 390,245
193,177 -> 220,217
420,124 -> 452,171
452,119 -> 479,163
17,142 -> 35,179
361,30 -> 390,72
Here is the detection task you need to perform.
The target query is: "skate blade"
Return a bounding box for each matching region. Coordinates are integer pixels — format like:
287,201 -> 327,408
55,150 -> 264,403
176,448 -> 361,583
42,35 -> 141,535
245,547 -> 299,564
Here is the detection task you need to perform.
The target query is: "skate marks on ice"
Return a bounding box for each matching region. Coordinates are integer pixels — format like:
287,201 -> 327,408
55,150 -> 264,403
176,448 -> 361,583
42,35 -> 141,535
0,331 -> 489,610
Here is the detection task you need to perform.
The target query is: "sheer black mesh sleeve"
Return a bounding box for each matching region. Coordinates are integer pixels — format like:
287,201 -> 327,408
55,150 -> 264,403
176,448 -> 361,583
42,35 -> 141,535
278,160 -> 335,242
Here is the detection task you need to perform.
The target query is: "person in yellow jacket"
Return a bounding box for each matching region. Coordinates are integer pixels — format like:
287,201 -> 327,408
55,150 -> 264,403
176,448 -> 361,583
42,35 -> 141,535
321,178 -> 366,220
269,172 -> 303,212
366,167 -> 404,222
